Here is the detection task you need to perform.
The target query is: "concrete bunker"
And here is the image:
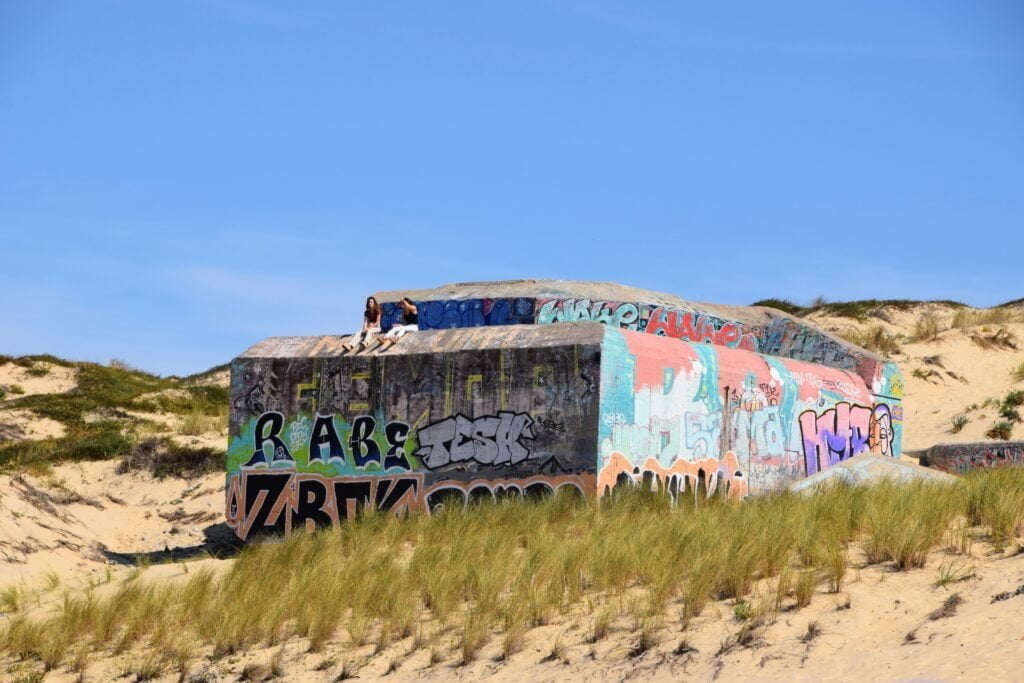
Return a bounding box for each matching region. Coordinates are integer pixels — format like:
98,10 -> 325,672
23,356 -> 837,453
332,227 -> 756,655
226,280 -> 904,539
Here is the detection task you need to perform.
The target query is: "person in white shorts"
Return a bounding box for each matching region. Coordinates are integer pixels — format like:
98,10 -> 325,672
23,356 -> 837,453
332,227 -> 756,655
382,297 -> 418,347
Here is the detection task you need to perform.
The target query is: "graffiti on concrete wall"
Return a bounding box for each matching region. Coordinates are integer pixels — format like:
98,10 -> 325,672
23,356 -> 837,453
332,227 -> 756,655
597,329 -> 900,498
228,343 -> 600,538
415,412 -> 536,469
226,471 -> 593,538
799,403 -> 893,476
537,299 -> 642,330
646,307 -> 759,351
597,450 -> 749,500
536,298 -> 760,351
926,442 -> 1024,475
378,296 -> 894,388
382,298 -> 536,331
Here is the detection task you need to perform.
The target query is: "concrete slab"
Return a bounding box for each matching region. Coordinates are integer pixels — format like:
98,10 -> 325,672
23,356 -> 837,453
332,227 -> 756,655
790,453 -> 955,492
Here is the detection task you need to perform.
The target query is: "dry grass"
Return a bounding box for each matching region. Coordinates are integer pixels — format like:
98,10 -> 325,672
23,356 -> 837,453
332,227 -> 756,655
951,308 -> 1024,329
969,328 -> 1018,350
911,314 -> 943,342
839,326 -> 901,356
2,470 -> 1024,675
949,414 -> 969,434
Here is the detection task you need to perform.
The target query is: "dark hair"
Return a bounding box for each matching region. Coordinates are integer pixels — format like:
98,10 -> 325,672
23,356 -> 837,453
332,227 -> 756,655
365,296 -> 379,318
401,297 -> 415,307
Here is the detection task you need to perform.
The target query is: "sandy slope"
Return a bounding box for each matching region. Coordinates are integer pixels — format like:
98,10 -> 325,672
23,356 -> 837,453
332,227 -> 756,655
0,361 -> 77,401
806,304 -> 1024,450
1,304 -> 1023,681
0,461 -> 224,586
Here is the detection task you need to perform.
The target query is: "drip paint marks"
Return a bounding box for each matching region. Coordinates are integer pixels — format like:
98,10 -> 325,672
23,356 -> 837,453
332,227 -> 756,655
597,329 -> 901,498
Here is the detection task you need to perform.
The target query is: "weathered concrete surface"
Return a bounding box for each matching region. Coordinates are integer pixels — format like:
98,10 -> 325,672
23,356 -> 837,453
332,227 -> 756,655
372,279 -> 898,393
790,454 -> 955,492
923,441 -> 1024,475
239,323 -> 606,359
228,281 -> 904,538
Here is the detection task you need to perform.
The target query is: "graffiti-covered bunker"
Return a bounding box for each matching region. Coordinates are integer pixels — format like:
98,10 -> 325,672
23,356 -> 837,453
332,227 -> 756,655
227,280 -> 903,539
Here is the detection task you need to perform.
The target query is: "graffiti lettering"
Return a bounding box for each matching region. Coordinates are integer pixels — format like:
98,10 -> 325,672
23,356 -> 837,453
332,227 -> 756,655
387,298 -> 538,331
244,412 -> 412,471
243,412 -> 293,468
537,299 -> 640,330
799,402 -> 892,475
349,415 -> 381,467
646,308 -> 758,351
309,413 -> 345,463
928,444 -> 1024,474
226,471 -> 592,538
684,412 -> 721,459
415,412 -> 536,468
733,405 -> 785,459
597,451 -> 748,501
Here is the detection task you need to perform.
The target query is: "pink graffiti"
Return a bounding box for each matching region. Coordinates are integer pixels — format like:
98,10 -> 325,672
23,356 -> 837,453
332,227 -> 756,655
645,308 -> 758,351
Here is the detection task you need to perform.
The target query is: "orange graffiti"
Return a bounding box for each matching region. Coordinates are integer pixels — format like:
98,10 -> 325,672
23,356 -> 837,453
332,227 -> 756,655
597,450 -> 748,500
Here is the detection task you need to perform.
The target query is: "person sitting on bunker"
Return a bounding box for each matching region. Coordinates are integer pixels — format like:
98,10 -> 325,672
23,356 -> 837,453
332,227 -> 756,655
345,296 -> 382,350
381,297 -> 418,347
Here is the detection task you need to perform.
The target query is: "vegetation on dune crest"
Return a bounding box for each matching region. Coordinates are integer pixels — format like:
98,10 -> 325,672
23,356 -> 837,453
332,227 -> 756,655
751,298 -> 968,321
0,355 -> 228,472
837,325 -> 901,357
3,470 -> 1023,675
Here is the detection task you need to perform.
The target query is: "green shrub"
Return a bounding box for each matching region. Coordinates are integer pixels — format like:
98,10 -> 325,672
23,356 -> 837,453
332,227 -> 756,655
986,421 -> 1014,440
949,414 -> 969,434
116,438 -> 224,479
999,404 -> 1021,423
1013,363 -> 1024,383
750,299 -> 804,316
178,409 -> 207,436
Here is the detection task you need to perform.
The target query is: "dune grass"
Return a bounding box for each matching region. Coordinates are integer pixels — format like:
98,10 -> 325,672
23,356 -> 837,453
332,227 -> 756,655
2,468 -> 1023,674
837,325 -> 901,357
0,356 -> 228,472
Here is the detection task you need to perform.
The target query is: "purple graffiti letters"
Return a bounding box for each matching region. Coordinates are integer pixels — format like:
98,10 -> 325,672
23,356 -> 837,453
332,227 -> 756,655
799,402 -> 893,475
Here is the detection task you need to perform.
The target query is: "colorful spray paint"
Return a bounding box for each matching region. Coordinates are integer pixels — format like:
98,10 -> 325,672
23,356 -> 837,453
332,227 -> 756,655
227,281 -> 904,538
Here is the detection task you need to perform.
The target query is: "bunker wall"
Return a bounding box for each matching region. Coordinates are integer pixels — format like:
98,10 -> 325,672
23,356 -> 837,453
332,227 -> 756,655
924,441 -> 1024,474
226,342 -> 602,539
596,329 -> 903,498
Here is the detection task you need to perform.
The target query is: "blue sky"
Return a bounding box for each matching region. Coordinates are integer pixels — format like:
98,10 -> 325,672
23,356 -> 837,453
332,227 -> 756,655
2,1 -> 1023,375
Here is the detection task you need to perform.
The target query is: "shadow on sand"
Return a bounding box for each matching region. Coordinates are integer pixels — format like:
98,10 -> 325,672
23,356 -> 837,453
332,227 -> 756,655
100,522 -> 244,566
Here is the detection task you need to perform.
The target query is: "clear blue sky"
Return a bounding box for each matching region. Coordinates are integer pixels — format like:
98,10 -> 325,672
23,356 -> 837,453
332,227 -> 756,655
2,1 -> 1023,375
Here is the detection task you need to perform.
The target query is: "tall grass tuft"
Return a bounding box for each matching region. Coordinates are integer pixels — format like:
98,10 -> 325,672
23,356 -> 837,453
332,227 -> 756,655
950,414 -> 969,434
840,326 -> 901,356
911,314 -> 943,342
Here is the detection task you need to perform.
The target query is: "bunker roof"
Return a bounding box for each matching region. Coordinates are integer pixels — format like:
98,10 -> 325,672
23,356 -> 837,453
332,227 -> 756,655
239,322 -> 607,359
374,279 -> 781,326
